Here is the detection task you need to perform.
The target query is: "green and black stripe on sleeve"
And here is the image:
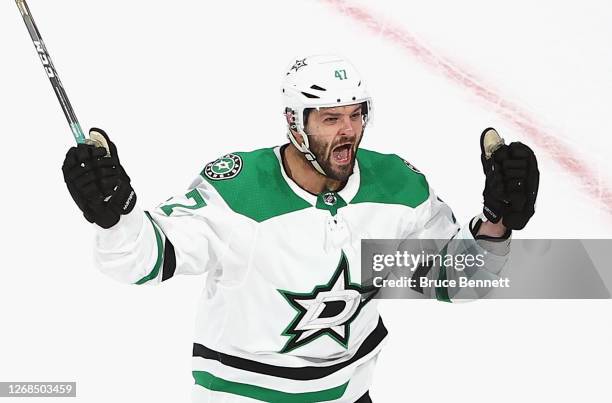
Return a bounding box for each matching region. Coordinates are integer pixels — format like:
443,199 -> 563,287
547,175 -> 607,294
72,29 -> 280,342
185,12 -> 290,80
134,212 -> 177,285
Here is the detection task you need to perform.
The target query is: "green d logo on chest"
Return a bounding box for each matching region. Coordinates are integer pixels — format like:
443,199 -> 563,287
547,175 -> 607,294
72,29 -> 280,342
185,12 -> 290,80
277,251 -> 378,354
316,191 -> 347,216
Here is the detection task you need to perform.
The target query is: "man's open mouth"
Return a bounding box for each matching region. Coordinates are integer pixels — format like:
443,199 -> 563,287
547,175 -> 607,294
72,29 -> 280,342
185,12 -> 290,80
332,144 -> 353,164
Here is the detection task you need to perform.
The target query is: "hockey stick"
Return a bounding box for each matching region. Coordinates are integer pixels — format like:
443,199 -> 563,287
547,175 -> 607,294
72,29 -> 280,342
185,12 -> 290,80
16,0 -> 89,145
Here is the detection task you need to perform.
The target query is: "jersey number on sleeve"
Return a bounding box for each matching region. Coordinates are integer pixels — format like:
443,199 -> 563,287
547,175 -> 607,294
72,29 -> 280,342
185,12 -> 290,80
160,189 -> 207,216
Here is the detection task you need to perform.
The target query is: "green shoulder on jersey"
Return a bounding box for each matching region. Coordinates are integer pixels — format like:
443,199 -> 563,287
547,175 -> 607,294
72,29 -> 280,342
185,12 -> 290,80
200,147 -> 429,223
352,149 -> 430,207
200,148 -> 311,223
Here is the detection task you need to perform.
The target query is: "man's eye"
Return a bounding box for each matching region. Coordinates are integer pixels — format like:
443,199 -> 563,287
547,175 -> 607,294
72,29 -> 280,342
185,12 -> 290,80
325,118 -> 338,124
351,113 -> 362,120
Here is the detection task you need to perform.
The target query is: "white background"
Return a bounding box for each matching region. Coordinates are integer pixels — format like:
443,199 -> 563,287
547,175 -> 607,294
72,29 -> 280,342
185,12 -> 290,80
1,0 -> 611,401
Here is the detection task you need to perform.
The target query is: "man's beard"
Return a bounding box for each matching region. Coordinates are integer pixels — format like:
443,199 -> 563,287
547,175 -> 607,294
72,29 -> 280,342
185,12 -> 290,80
308,135 -> 361,182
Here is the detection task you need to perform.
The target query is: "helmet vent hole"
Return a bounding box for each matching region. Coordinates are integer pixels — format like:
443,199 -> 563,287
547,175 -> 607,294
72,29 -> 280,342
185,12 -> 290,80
337,98 -> 341,102
358,81 -> 362,87
301,92 -> 320,99
310,85 -> 327,91
352,97 -> 356,101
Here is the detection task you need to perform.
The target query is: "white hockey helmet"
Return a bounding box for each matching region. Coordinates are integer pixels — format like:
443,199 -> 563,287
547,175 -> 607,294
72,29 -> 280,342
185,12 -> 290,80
281,54 -> 372,175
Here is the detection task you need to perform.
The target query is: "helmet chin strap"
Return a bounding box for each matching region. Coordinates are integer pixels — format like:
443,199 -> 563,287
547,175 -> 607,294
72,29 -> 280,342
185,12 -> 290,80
286,128 -> 328,176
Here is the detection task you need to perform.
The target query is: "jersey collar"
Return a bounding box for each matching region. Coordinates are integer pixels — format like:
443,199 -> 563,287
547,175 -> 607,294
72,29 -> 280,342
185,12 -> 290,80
273,146 -> 361,207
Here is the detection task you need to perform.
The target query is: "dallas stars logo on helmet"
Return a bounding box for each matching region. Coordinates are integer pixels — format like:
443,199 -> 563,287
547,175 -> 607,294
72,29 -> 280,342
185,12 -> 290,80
277,251 -> 378,354
288,58 -> 307,74
204,154 -> 243,180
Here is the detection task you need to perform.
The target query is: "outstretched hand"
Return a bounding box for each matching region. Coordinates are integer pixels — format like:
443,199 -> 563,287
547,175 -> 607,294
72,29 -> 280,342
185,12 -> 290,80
62,128 -> 137,229
480,128 -> 539,231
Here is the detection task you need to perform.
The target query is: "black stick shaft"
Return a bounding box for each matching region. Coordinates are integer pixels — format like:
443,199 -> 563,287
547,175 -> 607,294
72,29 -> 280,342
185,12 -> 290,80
16,0 -> 86,144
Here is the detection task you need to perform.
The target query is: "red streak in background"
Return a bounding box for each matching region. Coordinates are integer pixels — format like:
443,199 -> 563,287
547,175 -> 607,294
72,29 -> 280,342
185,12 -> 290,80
323,0 -> 612,216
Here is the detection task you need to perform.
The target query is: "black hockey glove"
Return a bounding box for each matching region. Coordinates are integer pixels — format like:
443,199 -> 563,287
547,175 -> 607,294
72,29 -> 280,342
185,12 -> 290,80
62,128 -> 136,229
480,128 -> 539,230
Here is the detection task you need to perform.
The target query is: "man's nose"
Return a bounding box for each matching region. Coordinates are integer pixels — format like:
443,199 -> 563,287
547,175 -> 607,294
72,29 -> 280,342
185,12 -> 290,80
338,116 -> 355,136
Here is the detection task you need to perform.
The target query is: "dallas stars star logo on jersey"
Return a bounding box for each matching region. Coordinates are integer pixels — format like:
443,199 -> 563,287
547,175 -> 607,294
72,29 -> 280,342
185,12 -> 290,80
203,154 -> 243,180
278,251 -> 378,354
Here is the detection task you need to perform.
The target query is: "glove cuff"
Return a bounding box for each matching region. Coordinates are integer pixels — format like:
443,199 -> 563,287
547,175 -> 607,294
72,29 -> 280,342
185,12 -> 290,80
470,214 -> 512,241
483,204 -> 502,223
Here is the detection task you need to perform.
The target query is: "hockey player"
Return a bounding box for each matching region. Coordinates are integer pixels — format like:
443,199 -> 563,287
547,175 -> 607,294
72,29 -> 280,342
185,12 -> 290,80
62,55 -> 539,402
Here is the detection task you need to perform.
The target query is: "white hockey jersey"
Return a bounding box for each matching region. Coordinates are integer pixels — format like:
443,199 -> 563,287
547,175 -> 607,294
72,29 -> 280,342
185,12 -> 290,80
94,146 -> 507,402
